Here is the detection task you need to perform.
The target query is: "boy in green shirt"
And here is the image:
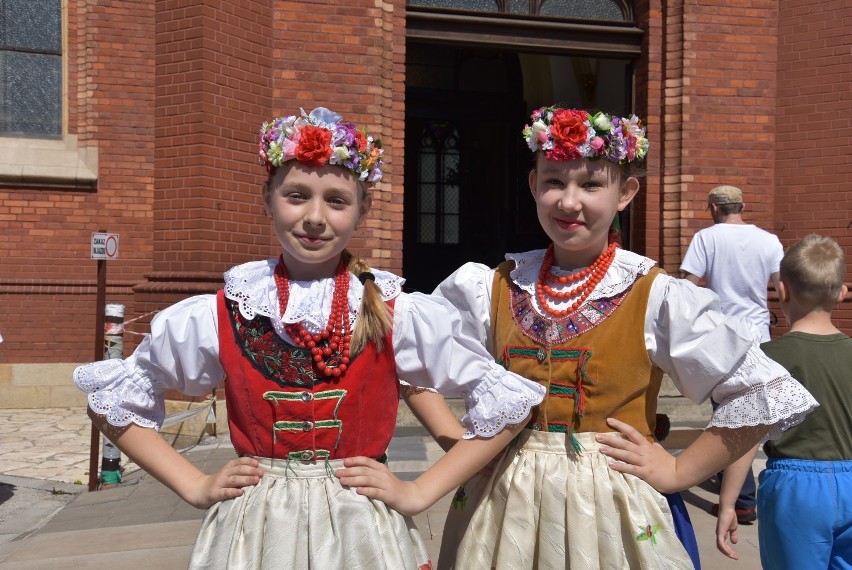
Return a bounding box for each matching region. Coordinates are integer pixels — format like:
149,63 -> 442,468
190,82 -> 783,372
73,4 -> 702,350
715,234 -> 851,568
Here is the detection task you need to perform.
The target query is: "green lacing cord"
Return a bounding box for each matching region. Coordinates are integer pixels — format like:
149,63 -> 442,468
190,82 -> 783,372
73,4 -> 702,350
100,469 -> 122,486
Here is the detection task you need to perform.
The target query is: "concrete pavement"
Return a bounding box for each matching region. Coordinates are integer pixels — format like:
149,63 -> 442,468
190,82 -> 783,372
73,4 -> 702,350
0,407 -> 764,569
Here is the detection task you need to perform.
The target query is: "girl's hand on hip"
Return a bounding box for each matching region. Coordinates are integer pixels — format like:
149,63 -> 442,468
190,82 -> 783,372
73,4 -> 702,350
596,417 -> 680,493
183,457 -> 264,509
336,456 -> 428,517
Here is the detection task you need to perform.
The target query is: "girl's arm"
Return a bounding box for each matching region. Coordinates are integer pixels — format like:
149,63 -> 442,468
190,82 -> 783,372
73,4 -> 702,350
715,444 -> 760,560
596,418 -> 767,493
76,295 -> 264,508
336,414 -> 526,517
348,267 -> 541,516
401,386 -> 465,452
89,408 -> 263,509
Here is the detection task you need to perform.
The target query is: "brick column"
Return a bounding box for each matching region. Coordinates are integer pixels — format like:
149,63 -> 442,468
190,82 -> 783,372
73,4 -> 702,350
135,0 -> 275,308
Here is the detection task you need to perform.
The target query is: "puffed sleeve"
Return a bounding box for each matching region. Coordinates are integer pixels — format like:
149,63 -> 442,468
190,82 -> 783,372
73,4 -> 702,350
432,262 -> 496,352
646,274 -> 818,441
73,294 -> 224,430
393,289 -> 545,440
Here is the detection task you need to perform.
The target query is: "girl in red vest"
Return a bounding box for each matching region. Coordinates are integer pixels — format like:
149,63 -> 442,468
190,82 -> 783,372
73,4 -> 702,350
75,106 -> 545,570
340,106 -> 819,569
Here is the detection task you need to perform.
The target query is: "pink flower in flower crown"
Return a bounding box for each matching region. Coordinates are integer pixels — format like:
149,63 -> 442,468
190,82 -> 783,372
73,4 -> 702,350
295,125 -> 332,166
536,129 -> 549,147
281,137 -> 297,161
626,135 -> 637,161
590,136 -> 605,155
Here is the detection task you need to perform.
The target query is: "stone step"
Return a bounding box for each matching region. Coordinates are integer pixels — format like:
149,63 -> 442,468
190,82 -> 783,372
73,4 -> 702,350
0,520 -> 198,569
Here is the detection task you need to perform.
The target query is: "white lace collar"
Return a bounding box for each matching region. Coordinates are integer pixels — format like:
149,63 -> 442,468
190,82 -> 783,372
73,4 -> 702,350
223,259 -> 404,334
506,247 -> 657,302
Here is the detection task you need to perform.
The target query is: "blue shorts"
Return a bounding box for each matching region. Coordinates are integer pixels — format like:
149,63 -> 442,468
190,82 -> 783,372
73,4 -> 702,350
758,458 -> 852,569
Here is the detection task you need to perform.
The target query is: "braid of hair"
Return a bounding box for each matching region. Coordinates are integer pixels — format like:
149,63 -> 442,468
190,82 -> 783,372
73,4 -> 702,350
344,250 -> 392,355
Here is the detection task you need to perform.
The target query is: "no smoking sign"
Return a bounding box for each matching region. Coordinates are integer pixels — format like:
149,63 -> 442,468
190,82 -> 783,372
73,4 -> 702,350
91,232 -> 120,260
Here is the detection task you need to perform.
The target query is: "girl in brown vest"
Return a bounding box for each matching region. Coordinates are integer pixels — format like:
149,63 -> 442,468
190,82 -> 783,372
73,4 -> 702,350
350,106 -> 818,569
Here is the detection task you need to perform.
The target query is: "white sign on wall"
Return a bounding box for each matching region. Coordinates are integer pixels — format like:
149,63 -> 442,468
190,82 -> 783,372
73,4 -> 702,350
91,232 -> 120,260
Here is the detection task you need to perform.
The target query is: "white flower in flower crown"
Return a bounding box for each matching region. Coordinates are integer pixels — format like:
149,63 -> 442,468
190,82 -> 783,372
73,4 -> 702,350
592,113 -> 614,132
329,146 -> 351,165
577,124 -> 595,157
525,120 -> 549,152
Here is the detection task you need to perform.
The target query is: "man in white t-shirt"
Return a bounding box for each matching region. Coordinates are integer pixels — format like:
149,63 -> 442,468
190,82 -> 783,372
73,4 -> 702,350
681,185 -> 783,342
680,184 -> 784,525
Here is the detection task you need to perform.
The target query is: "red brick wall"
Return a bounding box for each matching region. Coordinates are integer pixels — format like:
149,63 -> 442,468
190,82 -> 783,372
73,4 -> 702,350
0,0 -> 156,362
774,0 -> 852,334
632,0 -> 663,260
268,1 -> 406,274
643,0 -> 850,335
152,0 -> 274,277
650,0 -> 780,274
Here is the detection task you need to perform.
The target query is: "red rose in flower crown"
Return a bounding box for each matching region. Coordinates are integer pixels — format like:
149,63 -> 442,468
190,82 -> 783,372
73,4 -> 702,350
549,109 -> 588,155
295,125 -> 332,166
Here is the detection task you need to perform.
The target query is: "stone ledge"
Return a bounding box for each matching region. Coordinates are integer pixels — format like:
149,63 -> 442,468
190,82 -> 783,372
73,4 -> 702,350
0,135 -> 98,189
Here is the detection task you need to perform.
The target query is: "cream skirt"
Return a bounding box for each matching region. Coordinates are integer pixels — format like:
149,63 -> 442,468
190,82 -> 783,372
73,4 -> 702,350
188,456 -> 432,569
438,430 -> 694,570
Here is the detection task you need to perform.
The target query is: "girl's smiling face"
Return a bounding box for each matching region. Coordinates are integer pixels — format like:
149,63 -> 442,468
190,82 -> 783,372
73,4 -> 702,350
265,162 -> 370,280
529,154 -> 639,269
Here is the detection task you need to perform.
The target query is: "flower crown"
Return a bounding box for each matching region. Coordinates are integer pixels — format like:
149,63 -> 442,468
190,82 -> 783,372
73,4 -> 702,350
522,106 -> 649,164
259,107 -> 384,183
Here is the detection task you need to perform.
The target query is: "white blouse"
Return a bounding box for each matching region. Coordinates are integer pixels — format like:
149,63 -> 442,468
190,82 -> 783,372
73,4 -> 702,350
74,260 -> 546,439
433,248 -> 818,442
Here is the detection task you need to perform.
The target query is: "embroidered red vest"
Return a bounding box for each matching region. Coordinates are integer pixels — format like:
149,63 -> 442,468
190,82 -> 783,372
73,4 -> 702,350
217,290 -> 399,460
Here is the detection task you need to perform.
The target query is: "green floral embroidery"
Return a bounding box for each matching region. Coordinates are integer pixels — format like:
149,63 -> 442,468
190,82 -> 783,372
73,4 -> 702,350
227,299 -> 319,387
635,524 -> 662,545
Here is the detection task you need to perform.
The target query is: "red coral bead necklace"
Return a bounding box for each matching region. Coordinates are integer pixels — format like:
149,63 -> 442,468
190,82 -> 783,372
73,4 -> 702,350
535,242 -> 618,318
274,256 -> 352,378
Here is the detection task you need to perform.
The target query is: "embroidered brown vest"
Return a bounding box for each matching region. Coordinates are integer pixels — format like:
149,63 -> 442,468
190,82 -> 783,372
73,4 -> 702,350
217,290 -> 399,460
490,262 -> 665,443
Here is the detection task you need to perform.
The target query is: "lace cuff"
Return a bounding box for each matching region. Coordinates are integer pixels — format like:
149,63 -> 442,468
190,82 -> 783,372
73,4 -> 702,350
459,371 -> 545,439
709,375 -> 819,442
73,358 -> 165,430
